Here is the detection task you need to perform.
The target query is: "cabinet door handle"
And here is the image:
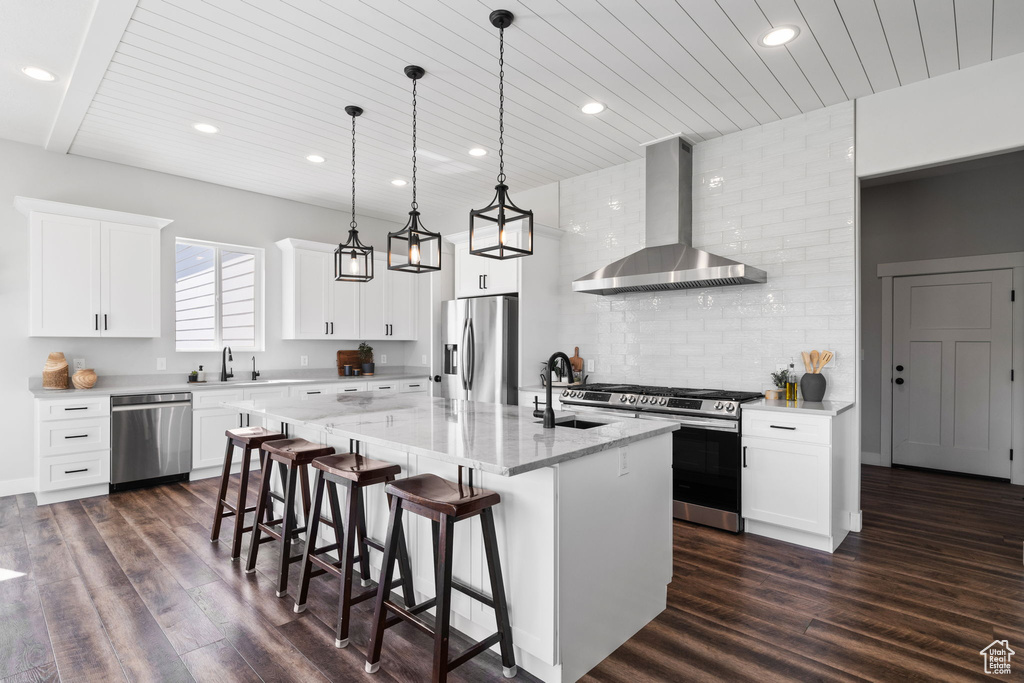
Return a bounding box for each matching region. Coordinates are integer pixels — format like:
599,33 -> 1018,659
478,275 -> 483,290
325,322 -> 329,335
95,314 -> 99,331
743,446 -> 747,468
64,406 -> 88,411
64,434 -> 89,439
483,274 -> 487,289
239,414 -> 243,427
64,468 -> 89,474
331,322 -> 335,335
769,425 -> 797,430
104,314 -> 108,331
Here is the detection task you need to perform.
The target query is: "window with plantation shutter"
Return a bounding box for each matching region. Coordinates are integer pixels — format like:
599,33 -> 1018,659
175,239 -> 263,352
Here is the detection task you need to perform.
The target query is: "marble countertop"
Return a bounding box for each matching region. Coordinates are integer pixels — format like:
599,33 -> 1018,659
225,393 -> 677,477
743,399 -> 855,416
30,367 -> 429,398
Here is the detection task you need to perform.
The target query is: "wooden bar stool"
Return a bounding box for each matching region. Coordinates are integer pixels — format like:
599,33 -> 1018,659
245,438 -> 337,598
365,471 -> 517,682
211,426 -> 283,560
294,450 -> 416,649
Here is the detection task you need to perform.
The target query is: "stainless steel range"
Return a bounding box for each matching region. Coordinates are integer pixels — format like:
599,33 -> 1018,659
559,383 -> 763,532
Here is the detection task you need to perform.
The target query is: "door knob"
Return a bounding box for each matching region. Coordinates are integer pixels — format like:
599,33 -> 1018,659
895,377 -> 905,385
895,364 -> 904,372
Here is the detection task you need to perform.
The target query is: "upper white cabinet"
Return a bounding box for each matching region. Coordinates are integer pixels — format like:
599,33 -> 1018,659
17,197 -> 171,338
453,240 -> 519,298
277,240 -> 417,341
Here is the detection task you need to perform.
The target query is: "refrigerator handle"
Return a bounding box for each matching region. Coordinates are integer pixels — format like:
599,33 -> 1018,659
466,318 -> 475,390
460,317 -> 471,391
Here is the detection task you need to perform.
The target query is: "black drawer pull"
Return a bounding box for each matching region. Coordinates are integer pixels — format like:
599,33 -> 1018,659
378,386 -> 391,389
408,384 -> 420,388
64,406 -> 88,411
343,388 -> 358,392
307,391 -> 321,395
770,425 -> 797,430
743,446 -> 747,468
64,434 -> 89,439
64,468 -> 89,474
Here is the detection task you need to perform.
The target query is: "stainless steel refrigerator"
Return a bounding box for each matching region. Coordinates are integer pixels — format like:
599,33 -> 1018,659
439,295 -> 518,404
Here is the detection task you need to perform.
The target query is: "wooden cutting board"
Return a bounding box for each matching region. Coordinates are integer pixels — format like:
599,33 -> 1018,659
569,346 -> 583,373
336,350 -> 361,375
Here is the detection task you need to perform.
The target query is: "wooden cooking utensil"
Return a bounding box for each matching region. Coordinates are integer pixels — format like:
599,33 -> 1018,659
801,352 -> 813,373
819,350 -> 834,371
569,346 -> 584,374
810,350 -> 821,373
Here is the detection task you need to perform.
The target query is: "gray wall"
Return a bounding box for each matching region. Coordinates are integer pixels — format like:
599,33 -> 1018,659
0,138 -> 415,487
860,151 -> 1024,457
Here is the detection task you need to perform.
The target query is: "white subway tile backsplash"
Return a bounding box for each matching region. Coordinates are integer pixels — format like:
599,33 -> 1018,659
558,101 -> 855,400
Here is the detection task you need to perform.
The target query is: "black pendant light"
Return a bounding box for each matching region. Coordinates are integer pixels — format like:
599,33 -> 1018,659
387,66 -> 441,273
469,9 -> 533,260
334,105 -> 374,282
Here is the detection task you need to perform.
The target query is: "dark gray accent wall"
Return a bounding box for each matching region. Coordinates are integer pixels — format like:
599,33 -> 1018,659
861,151 -> 1024,457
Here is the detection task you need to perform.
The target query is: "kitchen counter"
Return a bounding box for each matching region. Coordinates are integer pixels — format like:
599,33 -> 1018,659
743,398 -> 854,416
227,392 -> 676,477
27,366 -> 428,398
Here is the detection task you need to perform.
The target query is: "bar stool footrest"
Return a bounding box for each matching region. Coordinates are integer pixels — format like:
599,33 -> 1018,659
449,632 -> 502,673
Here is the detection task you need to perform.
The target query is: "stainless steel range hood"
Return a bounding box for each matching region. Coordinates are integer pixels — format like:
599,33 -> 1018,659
572,137 -> 767,295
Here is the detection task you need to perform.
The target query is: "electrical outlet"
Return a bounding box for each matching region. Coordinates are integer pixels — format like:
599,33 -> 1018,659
156,358 -> 166,371
381,354 -> 387,364
421,354 -> 427,365
73,358 -> 85,372
618,449 -> 629,476
300,355 -> 308,367
586,358 -> 595,372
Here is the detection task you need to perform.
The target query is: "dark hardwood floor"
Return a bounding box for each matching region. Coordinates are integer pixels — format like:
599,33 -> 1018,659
583,465 -> 1024,682
1,465 -> 1022,681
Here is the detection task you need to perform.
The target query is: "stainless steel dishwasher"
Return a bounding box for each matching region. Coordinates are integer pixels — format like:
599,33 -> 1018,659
111,392 -> 192,491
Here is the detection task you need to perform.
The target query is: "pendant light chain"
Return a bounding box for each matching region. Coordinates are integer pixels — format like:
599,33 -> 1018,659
350,112 -> 357,229
497,24 -> 505,184
411,76 -> 418,210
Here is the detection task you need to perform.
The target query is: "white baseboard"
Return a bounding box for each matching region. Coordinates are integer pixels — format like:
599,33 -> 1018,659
0,477 -> 35,498
860,451 -> 882,466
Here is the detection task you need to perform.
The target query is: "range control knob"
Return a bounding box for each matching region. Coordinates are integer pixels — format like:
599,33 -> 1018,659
725,403 -> 736,412
640,397 -> 648,404
619,395 -> 628,403
562,390 -> 569,397
628,396 -> 637,404
659,398 -> 668,406
714,401 -> 723,410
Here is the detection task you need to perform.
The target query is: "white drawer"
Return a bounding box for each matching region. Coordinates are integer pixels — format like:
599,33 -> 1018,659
337,382 -> 369,394
400,379 -> 427,393
293,384 -> 337,399
368,382 -> 399,393
39,418 -> 110,456
38,397 -> 110,421
39,451 -> 110,491
242,386 -> 290,401
743,411 -> 831,445
193,389 -> 244,409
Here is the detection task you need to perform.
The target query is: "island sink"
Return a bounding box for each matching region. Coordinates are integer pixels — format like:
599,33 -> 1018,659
545,418 -> 608,430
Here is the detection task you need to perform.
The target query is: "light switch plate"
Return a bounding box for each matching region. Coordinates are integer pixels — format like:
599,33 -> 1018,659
381,354 -> 387,364
73,358 -> 85,372
155,358 -> 166,371
422,355 -> 427,365
586,358 -> 594,372
617,449 -> 629,476
300,355 -> 308,367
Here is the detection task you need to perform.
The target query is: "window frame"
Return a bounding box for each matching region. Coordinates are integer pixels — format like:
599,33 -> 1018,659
175,237 -> 265,353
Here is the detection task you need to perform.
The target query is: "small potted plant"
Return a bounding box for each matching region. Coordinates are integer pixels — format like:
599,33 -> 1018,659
769,368 -> 788,399
358,342 -> 374,376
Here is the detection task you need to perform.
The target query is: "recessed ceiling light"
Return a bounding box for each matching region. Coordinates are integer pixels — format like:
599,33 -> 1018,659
391,179 -> 408,186
192,122 -> 219,134
306,154 -> 326,163
21,66 -> 55,82
468,147 -> 488,157
581,101 -> 605,115
758,25 -> 799,47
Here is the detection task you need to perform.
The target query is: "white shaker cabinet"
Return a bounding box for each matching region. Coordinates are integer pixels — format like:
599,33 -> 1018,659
452,240 -> 519,299
278,240 -> 417,341
740,405 -> 856,553
17,197 -> 171,338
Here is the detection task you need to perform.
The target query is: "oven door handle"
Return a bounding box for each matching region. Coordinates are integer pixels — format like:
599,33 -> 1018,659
663,416 -> 739,432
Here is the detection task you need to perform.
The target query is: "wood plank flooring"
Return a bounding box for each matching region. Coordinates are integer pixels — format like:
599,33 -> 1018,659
583,465 -> 1024,682
0,465 -> 1021,681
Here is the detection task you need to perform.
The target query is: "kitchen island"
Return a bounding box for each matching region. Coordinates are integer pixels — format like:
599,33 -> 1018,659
226,392 -> 676,683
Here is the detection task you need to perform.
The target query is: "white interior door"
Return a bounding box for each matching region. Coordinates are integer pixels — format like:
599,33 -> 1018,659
892,270 -> 1013,478
101,221 -> 160,337
30,214 -> 102,337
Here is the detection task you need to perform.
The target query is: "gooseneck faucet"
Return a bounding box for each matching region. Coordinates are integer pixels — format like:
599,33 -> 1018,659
220,346 -> 233,382
251,356 -> 260,381
534,351 -> 574,429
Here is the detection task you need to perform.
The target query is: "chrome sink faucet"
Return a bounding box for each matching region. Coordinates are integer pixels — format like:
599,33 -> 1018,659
220,346 -> 233,382
251,356 -> 260,381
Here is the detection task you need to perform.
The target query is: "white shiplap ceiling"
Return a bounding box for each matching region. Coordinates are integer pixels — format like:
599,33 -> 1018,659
10,0 -> 1024,223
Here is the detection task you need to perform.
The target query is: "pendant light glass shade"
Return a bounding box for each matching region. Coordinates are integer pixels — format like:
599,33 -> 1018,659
388,66 -> 441,273
469,9 -> 533,261
335,105 -> 374,282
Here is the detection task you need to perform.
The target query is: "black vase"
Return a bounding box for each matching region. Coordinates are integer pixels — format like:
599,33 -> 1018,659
361,362 -> 375,375
800,373 -> 826,402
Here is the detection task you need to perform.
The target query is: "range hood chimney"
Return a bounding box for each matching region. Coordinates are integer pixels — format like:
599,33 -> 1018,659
572,137 -> 767,295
